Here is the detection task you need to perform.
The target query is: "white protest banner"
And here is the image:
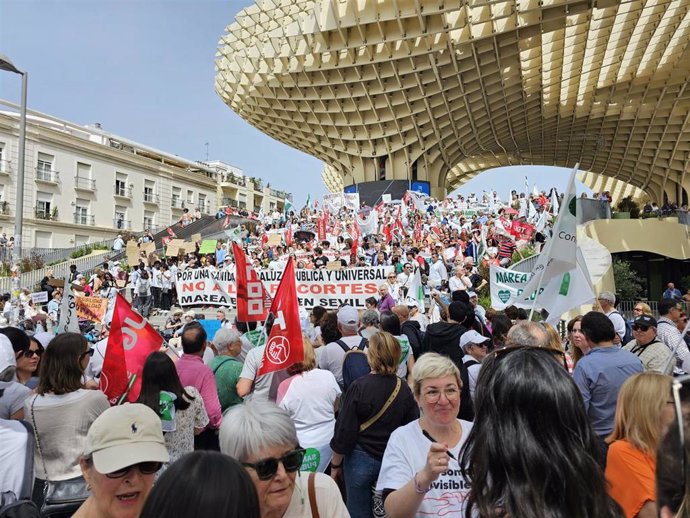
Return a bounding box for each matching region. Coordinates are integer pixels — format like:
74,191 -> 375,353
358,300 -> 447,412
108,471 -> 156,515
322,193 -> 344,213
343,193 -> 360,210
30,291 -> 49,304
175,266 -> 393,309
58,279 -> 80,333
490,265 -> 534,310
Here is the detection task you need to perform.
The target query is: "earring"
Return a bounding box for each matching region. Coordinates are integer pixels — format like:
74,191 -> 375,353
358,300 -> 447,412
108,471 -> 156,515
86,484 -> 92,491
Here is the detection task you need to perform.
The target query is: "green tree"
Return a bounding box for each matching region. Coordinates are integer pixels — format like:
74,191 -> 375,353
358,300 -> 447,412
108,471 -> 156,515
612,258 -> 644,300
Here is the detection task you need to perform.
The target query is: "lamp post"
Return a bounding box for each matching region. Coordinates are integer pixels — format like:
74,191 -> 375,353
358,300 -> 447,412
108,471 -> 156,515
0,53 -> 27,260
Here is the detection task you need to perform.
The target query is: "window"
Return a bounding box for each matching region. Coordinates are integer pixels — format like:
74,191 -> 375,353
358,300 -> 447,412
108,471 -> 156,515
34,231 -> 52,248
76,162 -> 93,189
36,191 -> 52,218
115,173 -> 128,196
144,180 -> 156,202
172,187 -> 182,207
198,194 -> 207,211
143,211 -> 154,231
37,152 -> 54,181
186,190 -> 194,204
115,206 -> 126,229
0,143 -> 5,171
75,198 -> 89,225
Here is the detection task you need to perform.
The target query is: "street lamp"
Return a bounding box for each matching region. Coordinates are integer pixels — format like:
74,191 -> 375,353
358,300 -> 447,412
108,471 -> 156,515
0,53 -> 27,260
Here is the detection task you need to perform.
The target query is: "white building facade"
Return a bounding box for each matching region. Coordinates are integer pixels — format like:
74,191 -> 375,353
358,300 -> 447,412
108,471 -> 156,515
0,100 -> 291,249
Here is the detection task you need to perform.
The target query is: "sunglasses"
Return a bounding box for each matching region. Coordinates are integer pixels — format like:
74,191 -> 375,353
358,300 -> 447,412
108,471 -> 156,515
242,448 -> 305,480
23,349 -> 43,358
632,325 -> 651,332
106,461 -> 163,479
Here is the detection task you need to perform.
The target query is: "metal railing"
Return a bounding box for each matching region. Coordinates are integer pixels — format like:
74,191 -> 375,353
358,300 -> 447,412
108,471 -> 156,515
617,300 -> 690,320
74,176 -> 96,190
34,209 -> 58,221
577,198 -> 612,224
144,192 -> 160,204
0,250 -> 111,292
269,188 -> 287,199
114,186 -> 133,197
35,168 -> 60,183
73,212 -> 95,226
219,173 -> 246,187
114,218 -> 131,230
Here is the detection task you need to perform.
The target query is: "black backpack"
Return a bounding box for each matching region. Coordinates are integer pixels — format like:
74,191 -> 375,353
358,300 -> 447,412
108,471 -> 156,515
0,421 -> 40,518
338,338 -> 370,392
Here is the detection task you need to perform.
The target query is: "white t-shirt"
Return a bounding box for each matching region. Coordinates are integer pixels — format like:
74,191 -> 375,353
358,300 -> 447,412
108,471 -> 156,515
606,310 -> 626,342
277,369 -> 341,447
0,419 -> 29,499
462,354 -> 482,400
239,346 -> 273,402
377,419 -> 473,518
317,335 -> 366,387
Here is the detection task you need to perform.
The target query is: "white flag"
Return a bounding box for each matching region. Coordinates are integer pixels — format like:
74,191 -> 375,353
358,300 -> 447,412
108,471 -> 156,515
551,189 -> 559,215
225,226 -> 242,243
405,267 -> 425,312
544,248 -> 596,324
507,164 -> 579,307
57,280 -> 79,334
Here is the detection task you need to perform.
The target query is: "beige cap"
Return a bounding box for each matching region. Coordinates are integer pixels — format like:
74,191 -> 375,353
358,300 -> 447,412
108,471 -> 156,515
84,403 -> 169,474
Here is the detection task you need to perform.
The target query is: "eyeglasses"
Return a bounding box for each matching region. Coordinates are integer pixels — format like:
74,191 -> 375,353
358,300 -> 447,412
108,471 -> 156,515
242,448 -> 305,480
106,461 -> 163,479
422,387 -> 460,404
632,325 -> 651,332
633,307 -> 644,312
22,349 -> 43,358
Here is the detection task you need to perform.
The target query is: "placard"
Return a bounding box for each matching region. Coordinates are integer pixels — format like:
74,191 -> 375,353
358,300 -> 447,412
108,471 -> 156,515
191,233 -> 202,244
199,240 -> 217,255
47,278 -> 65,288
267,234 -> 282,247
165,239 -> 185,257
30,291 -> 49,304
141,241 -> 156,255
75,297 -> 109,323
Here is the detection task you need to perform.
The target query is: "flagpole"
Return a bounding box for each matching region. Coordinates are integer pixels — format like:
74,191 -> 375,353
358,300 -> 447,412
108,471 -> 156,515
527,268 -> 547,321
117,374 -> 137,405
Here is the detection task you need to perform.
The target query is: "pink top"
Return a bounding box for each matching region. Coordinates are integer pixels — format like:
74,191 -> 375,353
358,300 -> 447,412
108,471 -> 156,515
175,354 -> 222,429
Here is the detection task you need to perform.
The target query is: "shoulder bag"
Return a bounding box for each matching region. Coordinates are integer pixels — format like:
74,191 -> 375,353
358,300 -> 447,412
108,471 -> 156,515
30,395 -> 90,517
359,377 -> 402,432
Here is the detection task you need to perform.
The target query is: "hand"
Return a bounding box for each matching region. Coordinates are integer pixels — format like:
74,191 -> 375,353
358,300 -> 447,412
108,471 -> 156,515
418,442 -> 450,489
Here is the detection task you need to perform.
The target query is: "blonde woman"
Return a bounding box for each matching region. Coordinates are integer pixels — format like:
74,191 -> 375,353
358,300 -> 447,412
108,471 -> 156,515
605,372 -> 674,518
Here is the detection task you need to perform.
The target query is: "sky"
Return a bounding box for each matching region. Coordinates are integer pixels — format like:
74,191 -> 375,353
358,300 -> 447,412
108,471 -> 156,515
0,0 -> 587,207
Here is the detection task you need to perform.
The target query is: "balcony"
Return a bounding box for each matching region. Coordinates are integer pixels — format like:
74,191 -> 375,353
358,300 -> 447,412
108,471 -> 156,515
0,201 -> 9,216
114,186 -> 133,198
73,212 -> 95,226
35,168 -> 60,184
74,176 -> 96,191
270,188 -> 287,199
143,192 -> 160,205
35,209 -> 58,221
222,198 -> 239,208
113,218 -> 131,230
0,160 -> 11,175
220,173 -> 246,187
250,179 -> 263,191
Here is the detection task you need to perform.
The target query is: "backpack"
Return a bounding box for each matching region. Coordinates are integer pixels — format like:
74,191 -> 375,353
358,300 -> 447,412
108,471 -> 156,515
464,359 -> 480,369
138,280 -> 150,295
611,312 -> 634,345
338,338 -> 370,392
0,422 -> 40,518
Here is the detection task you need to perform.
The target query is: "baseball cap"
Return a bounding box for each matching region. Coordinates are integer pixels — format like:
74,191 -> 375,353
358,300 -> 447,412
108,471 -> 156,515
467,291 -> 477,298
0,335 -> 15,372
597,291 -> 616,304
184,310 -> 197,319
460,330 -> 490,351
337,305 -> 359,326
84,403 -> 169,474
405,296 -> 419,308
634,315 -> 657,328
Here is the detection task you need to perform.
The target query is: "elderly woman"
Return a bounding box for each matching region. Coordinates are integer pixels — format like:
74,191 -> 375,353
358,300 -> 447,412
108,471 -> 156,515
331,331 -> 419,518
219,400 -> 349,518
26,333 -> 109,509
277,339 -> 341,473
140,451 -> 260,518
605,372 -> 673,518
377,353 -> 473,517
458,347 -> 622,518
210,328 -> 244,411
73,404 -> 169,518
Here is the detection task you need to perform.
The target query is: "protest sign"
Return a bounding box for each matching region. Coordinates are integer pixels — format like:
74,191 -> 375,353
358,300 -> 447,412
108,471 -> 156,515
165,239 -> 185,257
126,240 -> 139,265
267,234 -> 282,247
141,241 -> 156,256
175,266 -> 393,309
30,291 -> 49,304
191,233 -> 202,244
48,278 -> 65,288
489,265 -> 534,309
76,297 -> 109,323
509,220 -> 535,241
199,240 -> 217,255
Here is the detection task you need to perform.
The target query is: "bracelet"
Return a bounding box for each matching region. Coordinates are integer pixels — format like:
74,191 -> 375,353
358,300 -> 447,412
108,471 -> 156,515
413,473 -> 431,494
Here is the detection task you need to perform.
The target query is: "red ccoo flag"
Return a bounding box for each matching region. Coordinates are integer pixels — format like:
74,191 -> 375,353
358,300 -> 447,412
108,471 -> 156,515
100,294 -> 163,404
257,258 -> 304,376
232,241 -> 271,322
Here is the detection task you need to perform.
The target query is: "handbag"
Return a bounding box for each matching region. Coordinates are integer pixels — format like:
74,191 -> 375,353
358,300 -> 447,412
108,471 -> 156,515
30,395 -> 90,517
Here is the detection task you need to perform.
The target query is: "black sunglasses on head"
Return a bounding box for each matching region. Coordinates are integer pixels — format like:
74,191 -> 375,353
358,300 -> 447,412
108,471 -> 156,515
242,448 -> 305,480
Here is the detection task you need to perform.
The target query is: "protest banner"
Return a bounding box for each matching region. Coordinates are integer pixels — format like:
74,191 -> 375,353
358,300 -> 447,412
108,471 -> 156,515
267,234 -> 282,247
199,240 -> 217,255
489,265 -> 534,309
48,278 -> 65,288
126,240 -> 139,265
191,233 -> 202,244
76,296 -> 109,323
509,220 -> 535,241
141,241 -> 156,256
175,266 -> 393,309
165,239 -> 185,257
30,291 -> 49,304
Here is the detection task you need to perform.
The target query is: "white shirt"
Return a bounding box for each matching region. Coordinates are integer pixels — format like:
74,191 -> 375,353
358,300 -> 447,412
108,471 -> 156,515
0,419 -> 29,499
318,335 -> 366,387
605,310 -> 626,342
462,354 -> 482,400
448,275 -> 470,293
428,259 -> 448,285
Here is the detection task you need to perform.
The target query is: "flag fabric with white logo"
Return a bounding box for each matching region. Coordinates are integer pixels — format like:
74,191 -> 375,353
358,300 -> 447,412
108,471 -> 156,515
232,242 -> 271,322
257,258 -> 304,376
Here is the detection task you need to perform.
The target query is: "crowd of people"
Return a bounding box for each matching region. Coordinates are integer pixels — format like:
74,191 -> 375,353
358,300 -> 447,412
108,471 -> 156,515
1,186 -> 690,518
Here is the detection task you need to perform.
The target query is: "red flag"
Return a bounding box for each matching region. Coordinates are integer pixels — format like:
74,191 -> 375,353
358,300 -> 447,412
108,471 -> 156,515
349,221 -> 360,257
317,214 -> 327,241
257,258 -> 304,376
285,222 -> 293,247
382,222 -> 392,244
261,233 -> 268,248
100,294 -> 163,404
414,220 -> 423,242
232,242 -> 271,322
